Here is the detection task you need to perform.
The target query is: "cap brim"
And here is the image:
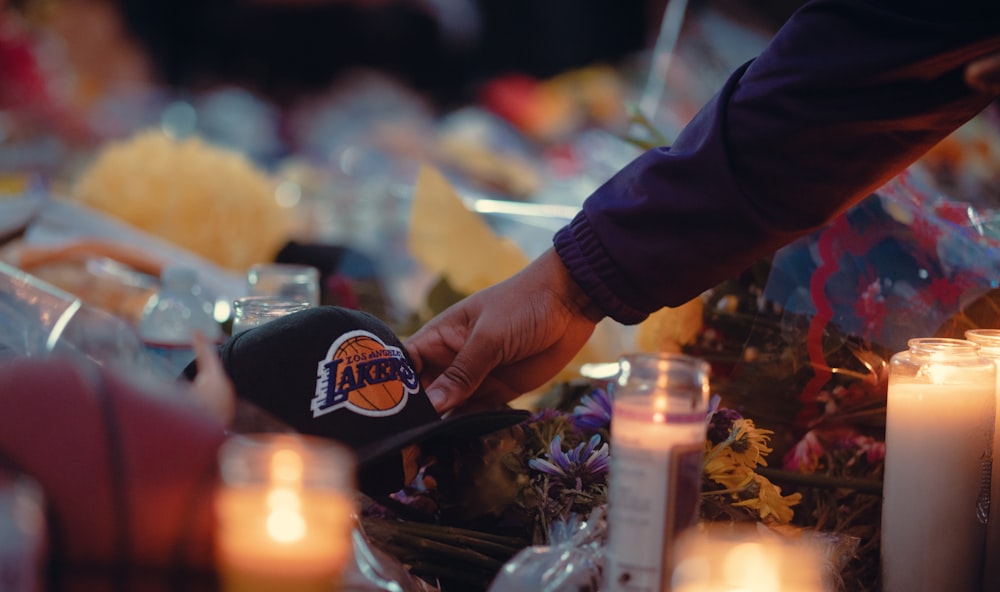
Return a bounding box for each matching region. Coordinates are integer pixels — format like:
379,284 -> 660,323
355,408 -> 530,469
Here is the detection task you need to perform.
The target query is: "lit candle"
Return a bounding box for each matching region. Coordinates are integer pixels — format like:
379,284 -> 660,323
670,524 -> 825,591
606,353 -> 710,592
882,338 -> 995,592
965,329 -> 1000,592
215,435 -> 356,592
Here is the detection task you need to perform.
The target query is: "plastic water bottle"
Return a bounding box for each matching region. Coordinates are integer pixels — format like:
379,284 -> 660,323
139,265 -> 222,378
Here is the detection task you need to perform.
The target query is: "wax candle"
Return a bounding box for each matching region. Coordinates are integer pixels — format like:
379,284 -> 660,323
606,353 -> 710,592
670,524 -> 825,591
965,329 -> 1000,592
215,435 -> 356,592
882,338 -> 995,592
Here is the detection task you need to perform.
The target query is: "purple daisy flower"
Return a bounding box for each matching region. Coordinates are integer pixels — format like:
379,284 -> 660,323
572,388 -> 612,430
529,434 -> 610,490
706,393 -> 722,421
707,407 -> 743,445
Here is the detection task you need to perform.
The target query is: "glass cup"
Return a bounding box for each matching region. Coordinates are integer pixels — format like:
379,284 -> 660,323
0,262 -> 160,377
247,264 -> 321,308
0,260 -> 82,357
0,472 -> 46,592
215,433 -> 357,592
231,296 -> 311,336
605,352 -> 711,592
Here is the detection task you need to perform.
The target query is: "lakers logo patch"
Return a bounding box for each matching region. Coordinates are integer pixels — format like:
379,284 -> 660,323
312,330 -> 420,418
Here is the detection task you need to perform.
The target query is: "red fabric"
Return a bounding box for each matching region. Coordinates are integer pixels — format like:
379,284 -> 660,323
0,16 -> 49,109
0,358 -> 226,575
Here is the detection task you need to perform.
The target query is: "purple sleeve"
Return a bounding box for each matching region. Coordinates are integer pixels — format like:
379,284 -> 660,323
554,0 -> 1000,324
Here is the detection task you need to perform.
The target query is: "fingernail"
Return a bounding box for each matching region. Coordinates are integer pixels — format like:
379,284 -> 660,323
427,387 -> 445,410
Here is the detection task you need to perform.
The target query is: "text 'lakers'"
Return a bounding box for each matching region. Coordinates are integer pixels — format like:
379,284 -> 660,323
312,330 -> 419,418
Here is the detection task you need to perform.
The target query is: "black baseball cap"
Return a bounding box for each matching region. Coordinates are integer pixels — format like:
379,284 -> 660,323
185,306 -> 528,495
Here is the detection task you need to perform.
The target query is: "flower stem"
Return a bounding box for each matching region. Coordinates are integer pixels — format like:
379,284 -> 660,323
381,531 -> 506,571
383,521 -> 526,559
756,467 -> 882,494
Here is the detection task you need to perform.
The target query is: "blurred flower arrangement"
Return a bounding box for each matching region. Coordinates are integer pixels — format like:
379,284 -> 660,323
360,381 -> 814,591
71,130 -> 292,271
682,264 -> 889,592
701,406 -> 802,525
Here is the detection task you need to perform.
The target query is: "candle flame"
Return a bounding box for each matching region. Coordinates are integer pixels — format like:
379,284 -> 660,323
918,361 -> 963,386
266,507 -> 307,543
267,488 -> 301,511
723,542 -> 781,591
271,449 -> 304,485
265,486 -> 307,543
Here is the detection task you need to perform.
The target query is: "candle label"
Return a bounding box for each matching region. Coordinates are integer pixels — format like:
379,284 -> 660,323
607,441 -> 703,592
978,452 -> 991,525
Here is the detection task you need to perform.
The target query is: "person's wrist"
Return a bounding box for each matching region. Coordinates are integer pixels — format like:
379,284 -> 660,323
537,248 -> 604,324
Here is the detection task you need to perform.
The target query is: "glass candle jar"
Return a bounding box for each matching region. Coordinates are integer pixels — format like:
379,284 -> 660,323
247,264 -> 321,308
231,296 -> 311,336
671,524 -> 825,591
965,329 -> 1000,591
214,434 -> 357,592
605,352 -> 711,592
881,337 -> 996,592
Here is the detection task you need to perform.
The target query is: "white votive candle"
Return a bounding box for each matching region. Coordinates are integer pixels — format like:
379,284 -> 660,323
606,353 -> 710,592
882,338 -> 995,592
671,524 -> 825,591
215,434 -> 356,592
215,487 -> 354,592
965,328 -> 1000,592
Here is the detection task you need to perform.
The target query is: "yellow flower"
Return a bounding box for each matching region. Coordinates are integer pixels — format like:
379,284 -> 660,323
703,445 -> 755,491
728,419 -> 774,468
733,474 -> 803,524
72,130 -> 292,271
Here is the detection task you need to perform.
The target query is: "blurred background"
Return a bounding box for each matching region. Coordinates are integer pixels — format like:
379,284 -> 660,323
4,0 -> 1000,474
1,0 -> 803,163
3,0 -> 996,379
0,0 -> 804,321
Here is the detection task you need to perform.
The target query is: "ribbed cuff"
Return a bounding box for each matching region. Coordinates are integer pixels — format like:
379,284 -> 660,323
554,212 -> 650,325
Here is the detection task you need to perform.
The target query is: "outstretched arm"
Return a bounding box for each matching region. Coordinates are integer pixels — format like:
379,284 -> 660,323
558,0 -> 1000,323
407,0 -> 1000,412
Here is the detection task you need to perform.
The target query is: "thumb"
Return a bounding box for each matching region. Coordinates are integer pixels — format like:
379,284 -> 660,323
190,330 -> 235,425
425,336 -> 500,413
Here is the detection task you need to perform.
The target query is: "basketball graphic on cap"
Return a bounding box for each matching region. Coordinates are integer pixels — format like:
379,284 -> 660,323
312,324 -> 421,419
337,333 -> 408,413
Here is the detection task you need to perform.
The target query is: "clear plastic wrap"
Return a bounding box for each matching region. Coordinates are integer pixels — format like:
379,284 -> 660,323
0,260 -> 170,379
343,527 -> 441,592
487,507 -> 606,592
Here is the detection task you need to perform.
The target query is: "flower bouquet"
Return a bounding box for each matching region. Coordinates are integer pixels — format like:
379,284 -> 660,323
359,377 -> 818,592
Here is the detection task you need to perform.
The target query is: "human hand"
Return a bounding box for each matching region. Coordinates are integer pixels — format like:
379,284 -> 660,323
404,249 -> 604,414
189,330 -> 235,426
